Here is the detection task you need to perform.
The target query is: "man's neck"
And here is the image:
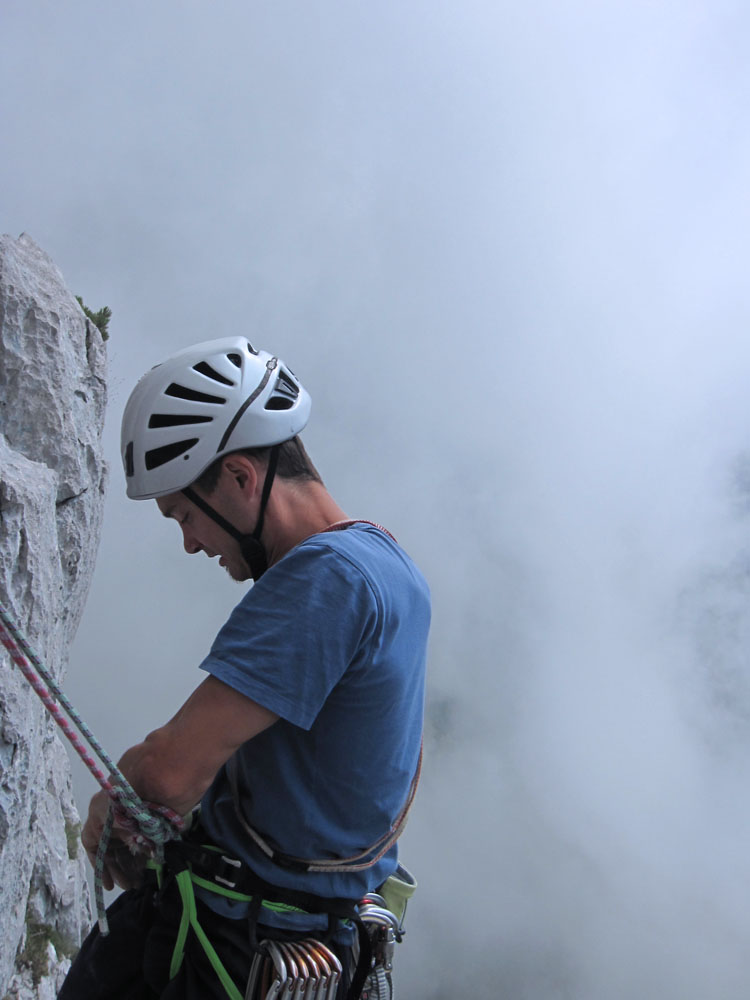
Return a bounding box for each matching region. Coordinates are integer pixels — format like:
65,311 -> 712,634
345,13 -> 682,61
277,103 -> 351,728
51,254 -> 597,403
263,480 -> 349,568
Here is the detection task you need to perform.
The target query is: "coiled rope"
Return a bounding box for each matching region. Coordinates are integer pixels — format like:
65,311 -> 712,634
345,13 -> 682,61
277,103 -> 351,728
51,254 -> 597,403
0,601 -> 184,933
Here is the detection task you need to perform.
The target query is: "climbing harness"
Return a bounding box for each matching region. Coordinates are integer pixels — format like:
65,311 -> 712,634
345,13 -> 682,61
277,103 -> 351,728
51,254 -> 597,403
148,832 -> 416,1000
151,835 -> 367,1000
0,601 -> 184,933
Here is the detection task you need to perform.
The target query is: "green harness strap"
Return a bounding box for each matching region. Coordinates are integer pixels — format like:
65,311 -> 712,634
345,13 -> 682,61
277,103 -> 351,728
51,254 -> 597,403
156,853 -> 311,1000
171,869 -> 244,1000
190,873 -> 304,913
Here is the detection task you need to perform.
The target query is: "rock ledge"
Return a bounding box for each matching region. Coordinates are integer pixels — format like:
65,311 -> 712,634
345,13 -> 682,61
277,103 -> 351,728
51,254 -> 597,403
0,233 -> 107,997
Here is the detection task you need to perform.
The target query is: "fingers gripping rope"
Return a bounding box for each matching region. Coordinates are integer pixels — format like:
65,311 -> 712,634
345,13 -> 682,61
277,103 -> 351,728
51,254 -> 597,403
0,602 -> 184,933
94,806 -> 117,933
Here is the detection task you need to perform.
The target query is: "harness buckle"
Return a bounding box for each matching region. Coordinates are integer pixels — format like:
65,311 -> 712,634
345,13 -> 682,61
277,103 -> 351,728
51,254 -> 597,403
214,874 -> 238,890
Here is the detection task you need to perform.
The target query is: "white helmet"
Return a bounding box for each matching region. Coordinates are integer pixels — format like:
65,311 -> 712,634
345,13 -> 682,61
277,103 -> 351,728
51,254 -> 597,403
121,337 -> 311,500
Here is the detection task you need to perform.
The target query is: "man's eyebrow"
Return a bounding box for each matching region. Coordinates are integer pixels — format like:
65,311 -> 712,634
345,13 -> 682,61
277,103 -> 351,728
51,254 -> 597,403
161,505 -> 177,519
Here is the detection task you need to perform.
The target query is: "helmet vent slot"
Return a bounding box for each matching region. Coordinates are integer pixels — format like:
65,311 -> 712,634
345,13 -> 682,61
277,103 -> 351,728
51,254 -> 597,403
165,382 -> 226,405
265,371 -> 299,411
192,362 -> 235,386
148,414 -> 213,429
145,438 -> 199,470
227,353 -> 242,367
265,397 -> 294,411
246,342 -> 259,355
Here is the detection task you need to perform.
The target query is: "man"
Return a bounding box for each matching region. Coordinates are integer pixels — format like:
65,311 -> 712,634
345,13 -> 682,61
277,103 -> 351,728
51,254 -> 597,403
59,337 -> 430,999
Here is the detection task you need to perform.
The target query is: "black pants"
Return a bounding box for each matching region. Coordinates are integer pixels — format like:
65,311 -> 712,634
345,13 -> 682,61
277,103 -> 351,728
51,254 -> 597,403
58,876 -> 352,999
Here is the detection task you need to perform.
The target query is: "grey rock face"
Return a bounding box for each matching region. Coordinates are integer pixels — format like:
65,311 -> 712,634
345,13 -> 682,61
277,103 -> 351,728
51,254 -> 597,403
0,234 -> 107,997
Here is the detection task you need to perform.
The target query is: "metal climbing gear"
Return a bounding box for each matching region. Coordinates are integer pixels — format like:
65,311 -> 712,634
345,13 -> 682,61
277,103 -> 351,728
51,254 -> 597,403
357,870 -> 417,1000
241,890 -> 409,1000
358,894 -> 401,1000
244,938 -> 343,999
0,601 -> 184,933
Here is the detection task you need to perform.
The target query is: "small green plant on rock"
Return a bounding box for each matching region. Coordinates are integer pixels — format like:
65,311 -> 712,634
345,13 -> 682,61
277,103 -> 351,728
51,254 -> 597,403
75,295 -> 111,341
64,818 -> 81,860
16,907 -> 77,986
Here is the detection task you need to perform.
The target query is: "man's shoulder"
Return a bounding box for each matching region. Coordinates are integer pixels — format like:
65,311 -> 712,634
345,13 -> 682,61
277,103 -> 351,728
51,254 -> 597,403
246,522 -> 428,616
297,523 -> 428,593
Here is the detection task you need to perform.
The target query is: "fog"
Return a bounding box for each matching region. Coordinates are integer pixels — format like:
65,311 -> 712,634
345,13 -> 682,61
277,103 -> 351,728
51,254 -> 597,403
3,1 -> 750,996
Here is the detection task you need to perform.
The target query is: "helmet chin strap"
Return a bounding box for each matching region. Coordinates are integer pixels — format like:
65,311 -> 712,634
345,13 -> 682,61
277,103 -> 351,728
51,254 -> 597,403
181,445 -> 280,581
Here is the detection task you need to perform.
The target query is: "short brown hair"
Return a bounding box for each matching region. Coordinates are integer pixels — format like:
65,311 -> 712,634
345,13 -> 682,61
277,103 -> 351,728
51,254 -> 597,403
194,436 -> 323,494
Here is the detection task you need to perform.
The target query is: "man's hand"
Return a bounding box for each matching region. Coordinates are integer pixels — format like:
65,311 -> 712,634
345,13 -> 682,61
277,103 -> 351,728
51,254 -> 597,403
81,790 -> 144,891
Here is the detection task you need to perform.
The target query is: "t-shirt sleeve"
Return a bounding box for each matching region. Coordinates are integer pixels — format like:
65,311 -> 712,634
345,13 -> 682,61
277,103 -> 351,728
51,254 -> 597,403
198,540 -> 378,729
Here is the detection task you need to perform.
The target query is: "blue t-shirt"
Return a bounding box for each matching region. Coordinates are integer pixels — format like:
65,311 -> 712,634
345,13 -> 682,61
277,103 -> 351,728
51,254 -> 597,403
197,523 -> 430,924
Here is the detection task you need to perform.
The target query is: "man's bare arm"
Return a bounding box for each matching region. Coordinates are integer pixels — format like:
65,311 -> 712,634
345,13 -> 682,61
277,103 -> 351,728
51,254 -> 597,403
118,675 -> 278,814
81,676 -> 278,885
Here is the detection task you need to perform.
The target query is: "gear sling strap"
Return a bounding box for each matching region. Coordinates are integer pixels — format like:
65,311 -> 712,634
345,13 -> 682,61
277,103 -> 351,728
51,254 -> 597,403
225,744 -> 422,875
224,517 -> 422,879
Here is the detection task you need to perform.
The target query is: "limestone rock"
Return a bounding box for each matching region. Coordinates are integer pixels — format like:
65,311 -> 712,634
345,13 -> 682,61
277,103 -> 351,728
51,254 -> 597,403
0,233 -> 107,997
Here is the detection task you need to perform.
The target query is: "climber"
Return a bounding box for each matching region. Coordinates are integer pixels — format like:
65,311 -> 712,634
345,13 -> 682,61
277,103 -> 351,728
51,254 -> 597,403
58,337 -> 429,1000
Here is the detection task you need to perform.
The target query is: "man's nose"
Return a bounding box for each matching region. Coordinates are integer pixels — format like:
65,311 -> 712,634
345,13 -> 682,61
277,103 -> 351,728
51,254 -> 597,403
181,526 -> 201,555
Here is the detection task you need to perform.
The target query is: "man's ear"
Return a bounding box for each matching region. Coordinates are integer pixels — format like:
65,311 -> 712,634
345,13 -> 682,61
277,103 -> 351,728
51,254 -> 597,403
221,454 -> 259,498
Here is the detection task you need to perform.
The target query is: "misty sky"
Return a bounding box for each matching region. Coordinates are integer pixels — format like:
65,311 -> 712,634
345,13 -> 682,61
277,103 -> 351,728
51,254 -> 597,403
4,2 -> 750,997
